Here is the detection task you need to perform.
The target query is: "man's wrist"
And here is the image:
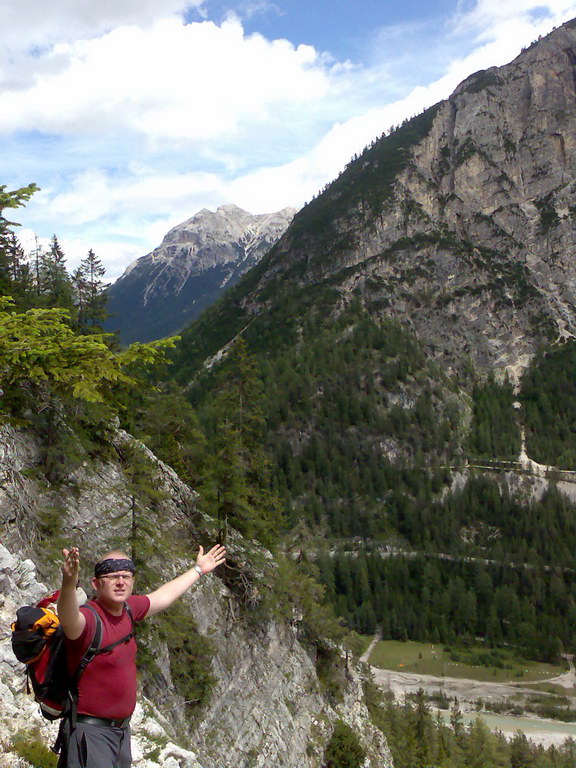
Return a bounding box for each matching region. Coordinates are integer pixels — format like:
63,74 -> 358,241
193,564 -> 203,577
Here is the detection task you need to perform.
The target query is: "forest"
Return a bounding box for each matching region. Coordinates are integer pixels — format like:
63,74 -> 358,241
3,183 -> 576,763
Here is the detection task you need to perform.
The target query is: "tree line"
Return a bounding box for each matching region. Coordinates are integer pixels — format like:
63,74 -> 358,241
368,685 -> 576,768
5,182 -> 576,674
316,552 -> 575,662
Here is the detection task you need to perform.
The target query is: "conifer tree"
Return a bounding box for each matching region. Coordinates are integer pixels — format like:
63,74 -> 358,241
0,183 -> 39,249
323,720 -> 366,768
40,235 -> 74,310
0,185 -> 37,302
122,442 -> 166,590
5,233 -> 34,305
74,248 -> 108,331
0,296 -> 177,408
200,338 -> 282,545
133,384 -> 207,488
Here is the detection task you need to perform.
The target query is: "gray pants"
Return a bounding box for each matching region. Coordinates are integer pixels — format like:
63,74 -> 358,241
58,720 -> 132,768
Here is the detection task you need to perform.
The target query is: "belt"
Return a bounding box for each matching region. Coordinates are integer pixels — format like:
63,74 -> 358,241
76,715 -> 131,728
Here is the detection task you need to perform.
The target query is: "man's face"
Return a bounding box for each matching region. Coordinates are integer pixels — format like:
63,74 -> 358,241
92,570 -> 135,606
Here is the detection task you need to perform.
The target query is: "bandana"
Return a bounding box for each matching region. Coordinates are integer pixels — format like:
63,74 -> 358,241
94,558 -> 136,578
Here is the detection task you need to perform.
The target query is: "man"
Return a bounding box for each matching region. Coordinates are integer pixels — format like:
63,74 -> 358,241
56,542 -> 226,768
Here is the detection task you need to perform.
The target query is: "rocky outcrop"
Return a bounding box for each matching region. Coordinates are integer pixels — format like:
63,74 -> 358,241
0,542 -> 204,768
106,205 -> 296,345
234,20 -> 576,376
0,423 -> 392,768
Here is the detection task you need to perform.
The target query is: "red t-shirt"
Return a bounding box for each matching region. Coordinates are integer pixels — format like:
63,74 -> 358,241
66,595 -> 150,720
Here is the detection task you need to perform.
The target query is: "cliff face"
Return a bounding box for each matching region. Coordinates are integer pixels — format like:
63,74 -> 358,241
106,205 -> 296,345
205,20 -> 576,376
0,423 -> 392,768
0,542 -> 205,768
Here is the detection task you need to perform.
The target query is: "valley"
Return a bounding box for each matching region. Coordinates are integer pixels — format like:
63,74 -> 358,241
368,638 -> 576,747
3,16 -> 576,768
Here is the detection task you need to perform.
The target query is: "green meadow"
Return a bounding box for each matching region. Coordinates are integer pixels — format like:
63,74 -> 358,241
368,639 -> 565,683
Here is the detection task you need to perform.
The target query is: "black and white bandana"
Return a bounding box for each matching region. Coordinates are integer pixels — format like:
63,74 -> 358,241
94,558 -> 136,578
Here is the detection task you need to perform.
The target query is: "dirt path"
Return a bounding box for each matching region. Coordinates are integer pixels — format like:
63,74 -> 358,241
539,654 -> 576,689
360,629 -> 380,664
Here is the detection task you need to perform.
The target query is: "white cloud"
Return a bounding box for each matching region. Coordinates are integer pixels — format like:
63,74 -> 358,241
6,0 -> 576,285
453,0 -> 576,38
0,1 -> 197,53
0,17 -> 333,142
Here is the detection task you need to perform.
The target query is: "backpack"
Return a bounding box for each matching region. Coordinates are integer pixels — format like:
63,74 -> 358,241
11,593 -> 134,721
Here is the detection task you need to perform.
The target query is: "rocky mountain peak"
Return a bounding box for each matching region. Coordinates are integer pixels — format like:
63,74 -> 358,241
230,18 -> 576,376
105,205 -> 296,345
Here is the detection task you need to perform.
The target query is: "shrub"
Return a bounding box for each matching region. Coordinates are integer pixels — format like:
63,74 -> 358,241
323,720 -> 366,768
11,729 -> 58,768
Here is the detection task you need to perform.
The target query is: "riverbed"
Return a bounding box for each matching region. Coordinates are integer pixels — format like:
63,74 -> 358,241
437,709 -> 576,747
372,665 -> 576,747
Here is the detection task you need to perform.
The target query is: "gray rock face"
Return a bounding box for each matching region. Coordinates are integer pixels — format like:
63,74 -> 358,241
249,20 -> 576,376
0,424 -> 392,768
106,205 -> 296,345
0,539 -> 204,768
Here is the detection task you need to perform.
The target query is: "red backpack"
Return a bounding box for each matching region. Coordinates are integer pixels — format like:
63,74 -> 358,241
11,592 -> 133,720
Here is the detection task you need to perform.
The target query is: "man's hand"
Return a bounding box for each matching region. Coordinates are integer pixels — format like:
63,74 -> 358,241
62,547 -> 80,585
58,547 -> 86,639
196,544 -> 226,575
146,543 -> 228,616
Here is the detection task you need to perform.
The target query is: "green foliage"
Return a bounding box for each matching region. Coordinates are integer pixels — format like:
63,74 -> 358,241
0,297 -> 176,407
534,193 -> 560,233
0,298 -> 122,401
131,382 -> 207,487
157,602 -> 216,715
380,475 -> 576,567
198,338 -> 282,545
137,604 -> 216,722
467,377 -> 520,459
120,441 -> 168,589
288,102 -> 442,257
265,555 -> 347,649
0,296 -> 179,426
319,549 -> 576,661
366,684 -> 576,768
315,645 -> 347,704
11,728 -> 58,768
460,69 -> 503,95
40,235 -> 75,311
73,248 -> 109,332
0,183 -> 39,239
323,720 -> 366,768
521,341 -> 576,466
150,263 -> 576,686
257,305 -> 457,537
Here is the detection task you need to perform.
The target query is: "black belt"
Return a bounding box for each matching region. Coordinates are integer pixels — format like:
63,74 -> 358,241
76,715 -> 130,728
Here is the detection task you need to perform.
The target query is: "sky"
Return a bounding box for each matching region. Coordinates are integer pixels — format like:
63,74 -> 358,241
2,0 -> 576,282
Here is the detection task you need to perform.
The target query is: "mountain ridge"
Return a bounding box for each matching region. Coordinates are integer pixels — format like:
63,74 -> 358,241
106,204 -> 296,345
174,19 -> 576,378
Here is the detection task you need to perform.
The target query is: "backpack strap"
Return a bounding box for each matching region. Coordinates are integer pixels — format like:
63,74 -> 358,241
96,607 -> 134,654
70,602 -> 134,724
80,602 -> 134,657
52,602 -> 134,758
75,604 -> 103,678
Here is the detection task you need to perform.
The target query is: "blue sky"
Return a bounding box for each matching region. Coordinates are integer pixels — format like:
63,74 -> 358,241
200,0 -> 455,61
1,0 -> 576,280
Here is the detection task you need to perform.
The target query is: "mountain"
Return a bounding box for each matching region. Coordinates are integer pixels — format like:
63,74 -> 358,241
105,204 -> 296,345
175,20 -> 576,377
166,20 -> 576,659
0,421 -> 391,768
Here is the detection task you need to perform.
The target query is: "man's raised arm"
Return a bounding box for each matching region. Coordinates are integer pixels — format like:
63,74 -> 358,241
56,547 -> 86,640
145,544 -> 226,617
